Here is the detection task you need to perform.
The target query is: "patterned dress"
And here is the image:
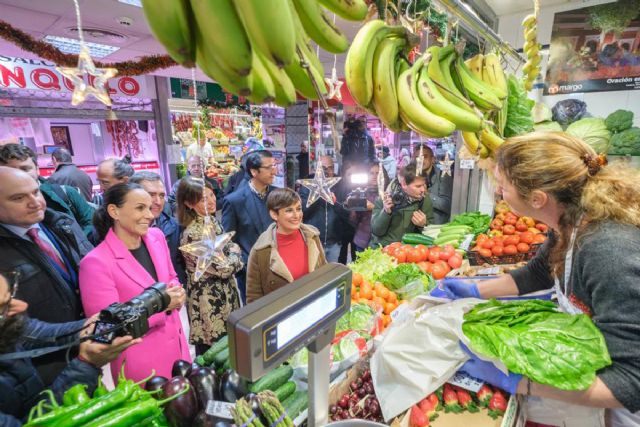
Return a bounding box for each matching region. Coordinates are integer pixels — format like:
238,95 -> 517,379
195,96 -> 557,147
180,215 -> 243,346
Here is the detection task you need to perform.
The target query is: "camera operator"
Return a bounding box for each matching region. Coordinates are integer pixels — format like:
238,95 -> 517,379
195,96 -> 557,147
349,163 -> 390,251
0,272 -> 140,427
370,161 -> 434,247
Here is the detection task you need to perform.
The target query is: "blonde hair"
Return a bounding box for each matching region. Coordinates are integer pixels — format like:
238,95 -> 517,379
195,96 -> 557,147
495,131 -> 640,275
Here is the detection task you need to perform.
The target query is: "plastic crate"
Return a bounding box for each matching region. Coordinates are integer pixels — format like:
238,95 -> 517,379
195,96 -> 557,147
468,243 -> 542,266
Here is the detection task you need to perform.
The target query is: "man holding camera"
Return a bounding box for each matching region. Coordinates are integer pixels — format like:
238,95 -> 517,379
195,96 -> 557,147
0,272 -> 140,426
370,161 -> 434,247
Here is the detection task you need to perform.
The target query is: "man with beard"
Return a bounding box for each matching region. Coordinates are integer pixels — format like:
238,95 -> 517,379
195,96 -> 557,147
0,271 -> 139,426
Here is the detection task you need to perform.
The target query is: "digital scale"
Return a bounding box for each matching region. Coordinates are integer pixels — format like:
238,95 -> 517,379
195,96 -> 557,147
228,263 -> 352,426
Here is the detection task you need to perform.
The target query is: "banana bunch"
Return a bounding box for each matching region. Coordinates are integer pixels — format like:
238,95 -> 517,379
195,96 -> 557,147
522,13 -> 541,91
142,0 -> 368,107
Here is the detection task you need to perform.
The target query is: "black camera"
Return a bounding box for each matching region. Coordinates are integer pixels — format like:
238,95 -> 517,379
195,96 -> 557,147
391,192 -> 411,211
93,282 -> 171,344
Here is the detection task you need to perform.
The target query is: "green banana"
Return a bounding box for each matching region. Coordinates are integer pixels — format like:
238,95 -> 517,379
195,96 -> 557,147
522,13 -> 536,29
417,58 -> 483,132
284,44 -> 327,100
196,45 -> 252,97
453,56 -> 503,111
481,53 -> 508,99
319,0 -> 368,21
397,55 -> 456,138
258,52 -> 297,107
190,0 -> 252,76
372,37 -> 406,130
293,0 -> 349,53
465,54 -> 484,79
345,20 -> 407,108
234,0 -> 296,67
461,131 -> 489,158
141,0 -> 195,66
427,45 -> 475,113
247,53 -> 276,104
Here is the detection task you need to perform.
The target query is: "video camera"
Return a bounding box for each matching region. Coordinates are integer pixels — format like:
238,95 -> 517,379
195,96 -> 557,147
344,171 -> 373,211
93,282 -> 170,344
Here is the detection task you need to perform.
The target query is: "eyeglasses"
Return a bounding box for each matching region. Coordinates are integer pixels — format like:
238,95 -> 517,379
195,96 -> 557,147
0,270 -> 20,320
259,164 -> 277,170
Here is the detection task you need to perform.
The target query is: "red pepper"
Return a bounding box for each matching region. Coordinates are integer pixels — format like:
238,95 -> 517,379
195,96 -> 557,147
456,388 -> 479,413
488,389 -> 508,419
476,385 -> 493,408
418,396 -> 438,421
443,384 -> 462,414
410,404 -> 430,427
427,393 -> 440,411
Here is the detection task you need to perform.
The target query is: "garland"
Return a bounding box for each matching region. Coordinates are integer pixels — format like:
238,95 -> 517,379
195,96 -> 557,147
0,20 -> 177,76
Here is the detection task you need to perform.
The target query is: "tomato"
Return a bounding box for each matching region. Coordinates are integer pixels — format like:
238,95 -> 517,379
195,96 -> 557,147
492,245 -> 504,256
522,216 -> 536,227
406,248 -> 424,263
428,247 -> 441,263
504,213 -> 518,225
536,223 -> 549,233
476,234 -> 489,244
517,242 -> 531,253
393,248 -> 408,263
482,239 -> 496,249
502,224 -> 516,235
519,231 -> 534,244
387,242 -> 402,252
528,227 -> 542,235
448,255 -> 463,269
416,245 -> 430,261
490,219 -> 504,230
439,245 -> 455,261
416,261 -> 431,273
352,272 -> 363,287
503,244 -> 518,255
532,234 -> 547,244
515,221 -> 528,232
478,248 -> 493,258
431,263 -> 447,280
504,235 -> 520,246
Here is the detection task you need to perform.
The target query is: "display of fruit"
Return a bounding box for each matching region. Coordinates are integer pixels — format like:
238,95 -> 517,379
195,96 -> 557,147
329,368 -> 383,423
142,0 -> 368,107
521,9 -> 541,91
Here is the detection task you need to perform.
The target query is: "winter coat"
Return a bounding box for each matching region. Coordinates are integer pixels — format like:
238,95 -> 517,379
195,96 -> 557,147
370,194 -> 435,247
39,177 -> 95,237
48,163 -> 94,201
380,155 -> 397,180
427,167 -> 453,224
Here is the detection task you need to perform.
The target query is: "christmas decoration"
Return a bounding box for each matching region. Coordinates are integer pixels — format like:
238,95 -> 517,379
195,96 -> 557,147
57,46 -> 118,106
438,151 -> 454,177
179,216 -> 235,281
324,59 -> 343,102
297,159 -> 341,208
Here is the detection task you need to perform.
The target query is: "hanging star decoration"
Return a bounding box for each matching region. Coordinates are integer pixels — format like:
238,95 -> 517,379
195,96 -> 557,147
57,46 -> 118,106
416,144 -> 424,175
179,216 -> 235,281
439,151 -> 454,177
297,160 -> 341,208
324,65 -> 343,101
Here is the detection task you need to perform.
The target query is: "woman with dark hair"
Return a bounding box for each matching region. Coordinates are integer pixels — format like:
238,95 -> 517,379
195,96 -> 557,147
246,188 -> 326,303
177,176 -> 243,355
79,183 -> 189,383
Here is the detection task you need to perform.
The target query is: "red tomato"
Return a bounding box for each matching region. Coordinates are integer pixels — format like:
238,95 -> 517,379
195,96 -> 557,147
448,255 -> 463,269
478,248 -> 493,258
504,214 -> 518,225
416,245 -> 429,262
502,224 -> 516,235
492,245 -> 504,256
476,234 -> 489,246
504,235 -> 520,246
394,248 -> 408,263
515,221 -> 528,232
535,223 -> 549,233
504,245 -> 518,255
532,234 -> 547,244
416,261 -> 431,273
519,232 -> 534,244
407,248 -> 424,263
431,263 -> 447,280
439,245 -> 455,261
482,239 -> 496,249
516,243 -> 531,253
428,247 -> 441,263
387,242 -> 402,252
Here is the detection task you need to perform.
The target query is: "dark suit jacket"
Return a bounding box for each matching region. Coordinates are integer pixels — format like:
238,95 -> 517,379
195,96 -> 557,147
48,163 -> 94,202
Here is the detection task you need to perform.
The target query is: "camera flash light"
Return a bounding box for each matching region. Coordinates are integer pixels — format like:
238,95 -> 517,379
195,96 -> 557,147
350,173 -> 368,185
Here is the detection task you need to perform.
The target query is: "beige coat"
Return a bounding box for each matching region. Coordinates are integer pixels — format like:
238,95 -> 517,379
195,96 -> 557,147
246,223 -> 327,303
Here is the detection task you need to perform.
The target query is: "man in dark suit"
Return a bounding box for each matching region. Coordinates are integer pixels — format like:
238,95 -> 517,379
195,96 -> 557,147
222,150 -> 276,303
0,167 -> 93,385
48,148 -> 94,202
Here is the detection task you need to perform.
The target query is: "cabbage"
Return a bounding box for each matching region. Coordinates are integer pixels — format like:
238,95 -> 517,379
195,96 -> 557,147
532,103 -> 552,124
349,303 -> 376,331
552,99 -> 588,126
534,121 -> 563,132
566,117 -> 611,153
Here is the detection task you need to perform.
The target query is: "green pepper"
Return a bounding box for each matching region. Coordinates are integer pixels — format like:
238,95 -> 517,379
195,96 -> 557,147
63,384 -> 91,406
132,413 -> 171,427
93,375 -> 109,398
24,390 -> 81,427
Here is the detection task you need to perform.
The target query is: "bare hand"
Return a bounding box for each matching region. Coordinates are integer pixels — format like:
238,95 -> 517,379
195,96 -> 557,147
382,193 -> 394,214
366,200 -> 375,211
81,314 -> 100,338
80,335 -> 142,367
165,286 -> 186,311
412,210 -> 427,227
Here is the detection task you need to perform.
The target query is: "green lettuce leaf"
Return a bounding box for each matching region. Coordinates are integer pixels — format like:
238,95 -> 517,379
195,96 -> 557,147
504,75 -> 535,138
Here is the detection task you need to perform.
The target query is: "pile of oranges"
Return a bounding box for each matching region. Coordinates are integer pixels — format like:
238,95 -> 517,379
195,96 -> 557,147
350,272 -> 406,332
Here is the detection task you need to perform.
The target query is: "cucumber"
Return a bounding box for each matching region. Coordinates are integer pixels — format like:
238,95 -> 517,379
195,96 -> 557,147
194,356 -> 206,366
402,233 -> 434,245
248,364 -> 294,393
435,230 -> 465,241
213,347 -> 229,368
274,381 -> 296,402
202,335 -> 229,365
283,391 -> 308,419
439,225 -> 472,234
434,235 -> 463,246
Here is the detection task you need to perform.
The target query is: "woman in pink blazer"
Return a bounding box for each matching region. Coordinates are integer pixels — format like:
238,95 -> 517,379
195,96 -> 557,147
79,183 -> 190,383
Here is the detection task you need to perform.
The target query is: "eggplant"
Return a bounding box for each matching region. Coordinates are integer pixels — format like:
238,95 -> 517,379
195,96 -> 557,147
144,375 -> 168,396
219,369 -> 249,403
172,359 -> 193,377
163,376 -> 198,427
193,411 -> 233,427
188,366 -> 219,411
246,393 -> 269,426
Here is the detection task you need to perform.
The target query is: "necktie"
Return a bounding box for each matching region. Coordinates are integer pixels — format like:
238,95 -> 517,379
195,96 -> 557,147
27,228 -> 68,273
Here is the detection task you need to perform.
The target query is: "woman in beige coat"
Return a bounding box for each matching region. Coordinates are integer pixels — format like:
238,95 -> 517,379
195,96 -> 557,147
246,188 -> 327,303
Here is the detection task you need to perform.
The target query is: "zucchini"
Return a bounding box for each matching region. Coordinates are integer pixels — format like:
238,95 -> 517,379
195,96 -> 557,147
434,236 -> 461,248
283,391 -> 308,420
274,381 -> 296,402
249,364 -> 294,393
439,225 -> 472,234
213,347 -> 229,368
402,233 -> 434,245
202,335 -> 229,365
435,230 -> 465,241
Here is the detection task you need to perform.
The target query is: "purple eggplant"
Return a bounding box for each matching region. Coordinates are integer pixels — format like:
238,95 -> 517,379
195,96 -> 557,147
246,393 -> 269,425
144,375 -> 168,396
219,369 -> 249,403
193,411 -> 233,427
188,366 -> 219,411
163,376 -> 198,427
172,359 -> 193,377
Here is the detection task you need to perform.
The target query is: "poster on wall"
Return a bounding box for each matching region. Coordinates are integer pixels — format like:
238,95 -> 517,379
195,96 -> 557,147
271,150 -> 286,188
50,126 -> 73,154
544,1 -> 640,95
263,124 -> 286,151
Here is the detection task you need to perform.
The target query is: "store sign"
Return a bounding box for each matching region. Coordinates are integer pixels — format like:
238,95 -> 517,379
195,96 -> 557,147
169,77 -> 248,105
39,160 -> 160,177
0,56 -> 151,98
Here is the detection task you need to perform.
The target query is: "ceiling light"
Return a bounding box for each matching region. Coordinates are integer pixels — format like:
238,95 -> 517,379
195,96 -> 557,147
118,0 -> 142,6
43,36 -> 120,58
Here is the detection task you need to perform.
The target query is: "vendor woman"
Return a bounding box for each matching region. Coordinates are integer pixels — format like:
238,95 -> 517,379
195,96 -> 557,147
444,132 -> 640,426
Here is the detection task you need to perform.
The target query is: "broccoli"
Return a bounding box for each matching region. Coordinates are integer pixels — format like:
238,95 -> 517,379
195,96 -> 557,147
609,127 -> 640,155
605,110 -> 634,134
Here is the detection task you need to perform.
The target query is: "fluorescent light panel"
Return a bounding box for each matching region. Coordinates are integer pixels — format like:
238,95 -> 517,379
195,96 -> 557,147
43,35 -> 120,58
118,0 -> 142,6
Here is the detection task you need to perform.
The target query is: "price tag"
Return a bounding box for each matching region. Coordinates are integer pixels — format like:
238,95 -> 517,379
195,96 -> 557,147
477,266 -> 502,276
206,400 -> 235,419
459,234 -> 475,251
460,159 -> 476,170
448,371 -> 485,393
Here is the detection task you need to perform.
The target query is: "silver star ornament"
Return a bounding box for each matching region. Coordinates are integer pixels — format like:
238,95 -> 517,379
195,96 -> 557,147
297,160 -> 341,208
57,46 -> 118,106
324,66 -> 343,101
439,151 -> 454,177
179,217 -> 235,281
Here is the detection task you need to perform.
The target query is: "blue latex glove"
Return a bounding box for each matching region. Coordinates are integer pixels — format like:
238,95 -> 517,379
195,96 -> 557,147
459,342 -> 522,394
441,277 -> 481,299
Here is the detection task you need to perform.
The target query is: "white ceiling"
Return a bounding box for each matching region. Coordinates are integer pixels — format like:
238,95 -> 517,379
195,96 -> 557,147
483,0 -> 577,16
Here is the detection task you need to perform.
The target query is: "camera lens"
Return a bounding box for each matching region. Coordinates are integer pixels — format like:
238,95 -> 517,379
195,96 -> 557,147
129,282 -> 171,317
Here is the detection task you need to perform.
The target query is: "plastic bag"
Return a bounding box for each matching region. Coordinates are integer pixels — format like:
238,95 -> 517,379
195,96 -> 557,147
552,99 -> 589,126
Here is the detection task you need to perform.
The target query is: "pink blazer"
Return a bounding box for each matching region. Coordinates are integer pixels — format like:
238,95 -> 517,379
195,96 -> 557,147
79,227 -> 190,383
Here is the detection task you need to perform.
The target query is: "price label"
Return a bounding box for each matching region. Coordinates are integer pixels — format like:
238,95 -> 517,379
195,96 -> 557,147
448,371 -> 485,393
460,159 -> 476,170
206,400 -> 235,419
459,234 -> 475,251
477,266 -> 502,276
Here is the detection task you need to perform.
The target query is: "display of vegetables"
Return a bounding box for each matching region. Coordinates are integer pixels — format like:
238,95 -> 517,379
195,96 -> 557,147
232,391 -> 295,427
329,368 -> 383,423
605,109 -> 634,134
463,299 -> 612,390
490,200 -> 548,236
383,242 -> 463,280
566,117 -> 611,154
447,212 -> 492,236
422,223 -> 474,248
351,273 -> 402,330
348,247 -> 397,284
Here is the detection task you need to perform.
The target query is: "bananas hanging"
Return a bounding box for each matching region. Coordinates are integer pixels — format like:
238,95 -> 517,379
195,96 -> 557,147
142,0 -> 368,107
522,12 -> 541,91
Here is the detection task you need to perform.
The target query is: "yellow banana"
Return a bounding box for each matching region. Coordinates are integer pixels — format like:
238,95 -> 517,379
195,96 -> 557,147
396,55 -> 456,138
190,0 -> 252,76
247,53 -> 276,104
234,0 -> 296,67
372,37 -> 406,129
141,0 -> 195,66
453,56 -> 503,111
417,58 -> 483,132
319,0 -> 368,21
480,127 -> 505,153
465,54 -> 484,79
522,14 -> 536,29
258,52 -> 297,107
292,0 -> 349,53
427,45 -> 475,113
525,26 -> 537,43
462,131 -> 489,158
481,53 -> 508,99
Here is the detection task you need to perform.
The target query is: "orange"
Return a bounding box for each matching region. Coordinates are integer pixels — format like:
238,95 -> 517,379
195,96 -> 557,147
387,291 -> 398,304
360,282 -> 373,299
352,272 -> 363,287
376,286 -> 390,301
372,296 -> 386,308
383,314 -> 391,327
384,302 -> 396,315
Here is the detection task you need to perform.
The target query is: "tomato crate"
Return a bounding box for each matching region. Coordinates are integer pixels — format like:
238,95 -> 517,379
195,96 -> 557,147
468,243 -> 542,266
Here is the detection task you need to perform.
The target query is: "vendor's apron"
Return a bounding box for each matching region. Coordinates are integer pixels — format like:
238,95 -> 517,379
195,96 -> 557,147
526,226 -> 640,427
